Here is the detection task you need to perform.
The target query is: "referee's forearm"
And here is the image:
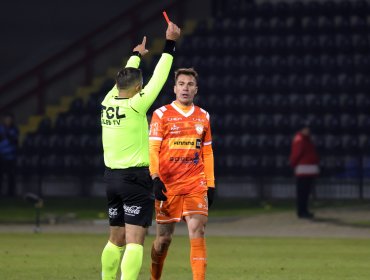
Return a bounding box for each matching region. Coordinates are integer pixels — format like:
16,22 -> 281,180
163,40 -> 176,56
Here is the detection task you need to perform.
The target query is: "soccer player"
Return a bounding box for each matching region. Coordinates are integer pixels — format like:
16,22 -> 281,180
149,68 -> 215,280
100,22 -> 181,280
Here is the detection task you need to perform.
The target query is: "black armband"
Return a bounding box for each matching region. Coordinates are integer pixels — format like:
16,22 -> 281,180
132,51 -> 142,58
163,40 -> 176,56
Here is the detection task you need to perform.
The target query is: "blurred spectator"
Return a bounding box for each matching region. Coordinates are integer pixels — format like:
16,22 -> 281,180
0,112 -> 19,197
289,122 -> 319,219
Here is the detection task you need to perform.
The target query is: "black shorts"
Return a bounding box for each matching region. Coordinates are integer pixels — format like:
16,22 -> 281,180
104,167 -> 154,227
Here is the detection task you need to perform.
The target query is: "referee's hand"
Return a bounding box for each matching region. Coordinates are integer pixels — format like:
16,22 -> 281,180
153,177 -> 167,201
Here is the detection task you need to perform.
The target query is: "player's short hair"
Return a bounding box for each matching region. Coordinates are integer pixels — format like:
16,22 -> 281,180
174,68 -> 198,85
116,67 -> 143,90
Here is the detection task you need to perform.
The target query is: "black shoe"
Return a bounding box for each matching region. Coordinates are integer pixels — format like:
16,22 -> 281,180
298,212 -> 314,219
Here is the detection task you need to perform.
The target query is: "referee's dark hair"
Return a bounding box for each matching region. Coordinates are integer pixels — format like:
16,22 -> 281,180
116,67 -> 143,90
174,68 -> 198,85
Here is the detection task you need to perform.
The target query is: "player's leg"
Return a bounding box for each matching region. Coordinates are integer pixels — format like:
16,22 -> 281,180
184,190 -> 208,280
101,169 -> 126,280
151,223 -> 176,280
151,195 -> 182,279
121,224 -> 148,280
101,226 -> 126,280
120,167 -> 154,280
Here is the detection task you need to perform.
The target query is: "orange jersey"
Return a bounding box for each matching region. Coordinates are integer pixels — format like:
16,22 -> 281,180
149,102 -> 213,195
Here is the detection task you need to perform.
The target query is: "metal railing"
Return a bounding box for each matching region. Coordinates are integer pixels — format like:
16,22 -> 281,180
0,0 -> 184,115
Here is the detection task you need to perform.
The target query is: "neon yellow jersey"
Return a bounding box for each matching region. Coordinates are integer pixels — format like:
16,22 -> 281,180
101,53 -> 173,169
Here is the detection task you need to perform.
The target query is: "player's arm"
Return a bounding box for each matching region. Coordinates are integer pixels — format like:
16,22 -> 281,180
125,36 -> 149,68
130,22 -> 181,114
149,111 -> 167,201
104,37 -> 148,98
202,115 -> 215,207
289,135 -> 303,167
203,129 -> 215,188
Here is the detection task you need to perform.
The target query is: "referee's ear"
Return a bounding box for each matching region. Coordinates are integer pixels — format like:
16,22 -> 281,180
135,83 -> 143,93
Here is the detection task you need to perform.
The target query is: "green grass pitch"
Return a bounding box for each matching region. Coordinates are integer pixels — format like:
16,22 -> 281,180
1,233 -> 369,280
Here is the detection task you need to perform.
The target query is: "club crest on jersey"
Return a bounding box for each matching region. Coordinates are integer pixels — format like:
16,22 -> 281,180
195,124 -> 204,135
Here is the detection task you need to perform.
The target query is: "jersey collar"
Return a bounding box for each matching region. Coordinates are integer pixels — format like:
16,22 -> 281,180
171,101 -> 195,117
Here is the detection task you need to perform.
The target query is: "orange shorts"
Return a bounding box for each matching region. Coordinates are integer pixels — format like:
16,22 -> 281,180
155,190 -> 208,223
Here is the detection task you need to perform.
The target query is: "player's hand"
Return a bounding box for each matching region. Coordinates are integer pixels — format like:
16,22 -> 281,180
207,187 -> 215,208
133,36 -> 149,56
153,177 -> 167,201
166,22 -> 181,41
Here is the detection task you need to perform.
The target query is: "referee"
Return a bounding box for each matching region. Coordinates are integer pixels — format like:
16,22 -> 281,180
100,22 -> 180,280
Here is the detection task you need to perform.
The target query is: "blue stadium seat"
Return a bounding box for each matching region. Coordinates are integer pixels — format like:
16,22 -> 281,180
289,95 -> 306,115
274,95 -> 290,115
274,114 -> 293,135
335,35 -> 353,53
224,115 -> 239,134
322,94 -> 340,114
258,115 -> 275,135
260,156 -> 276,176
258,134 -> 275,153
324,135 -> 342,156
342,135 -> 360,156
37,117 -> 52,135
340,95 -> 357,115
240,134 -> 259,155
275,135 -> 291,155
341,114 -> 358,134
240,155 -> 260,177
240,114 -> 258,134
288,74 -> 305,91
324,115 -> 341,135
240,94 -> 258,114
358,114 -> 370,134
306,95 -> 323,115
303,35 -> 320,54
276,155 -> 292,178
224,134 -> 241,153
48,133 -> 64,155
320,55 -> 337,73
338,73 -> 355,92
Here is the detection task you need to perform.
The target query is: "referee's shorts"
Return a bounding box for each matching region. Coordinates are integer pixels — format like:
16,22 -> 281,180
104,167 -> 154,227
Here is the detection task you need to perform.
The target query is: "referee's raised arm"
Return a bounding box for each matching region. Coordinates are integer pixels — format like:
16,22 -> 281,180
130,22 -> 181,114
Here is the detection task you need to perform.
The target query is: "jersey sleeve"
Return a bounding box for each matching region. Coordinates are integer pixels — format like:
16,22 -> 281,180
125,55 -> 141,68
130,53 -> 173,115
202,115 -> 215,187
289,134 -> 303,167
149,109 -> 165,175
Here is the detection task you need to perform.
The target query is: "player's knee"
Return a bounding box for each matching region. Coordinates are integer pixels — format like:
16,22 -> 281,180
109,227 -> 126,246
156,236 -> 172,252
188,224 -> 206,238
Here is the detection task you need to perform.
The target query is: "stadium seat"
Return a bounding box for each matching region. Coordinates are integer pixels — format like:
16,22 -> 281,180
275,155 -> 291,177
324,115 -> 341,135
324,135 -> 342,156
274,115 -> 291,134
341,114 -> 358,135
258,115 -> 275,135
342,135 -> 360,156
275,135 -> 292,155
240,134 -> 259,156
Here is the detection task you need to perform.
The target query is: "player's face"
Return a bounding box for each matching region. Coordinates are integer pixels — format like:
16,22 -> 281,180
174,74 -> 198,106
